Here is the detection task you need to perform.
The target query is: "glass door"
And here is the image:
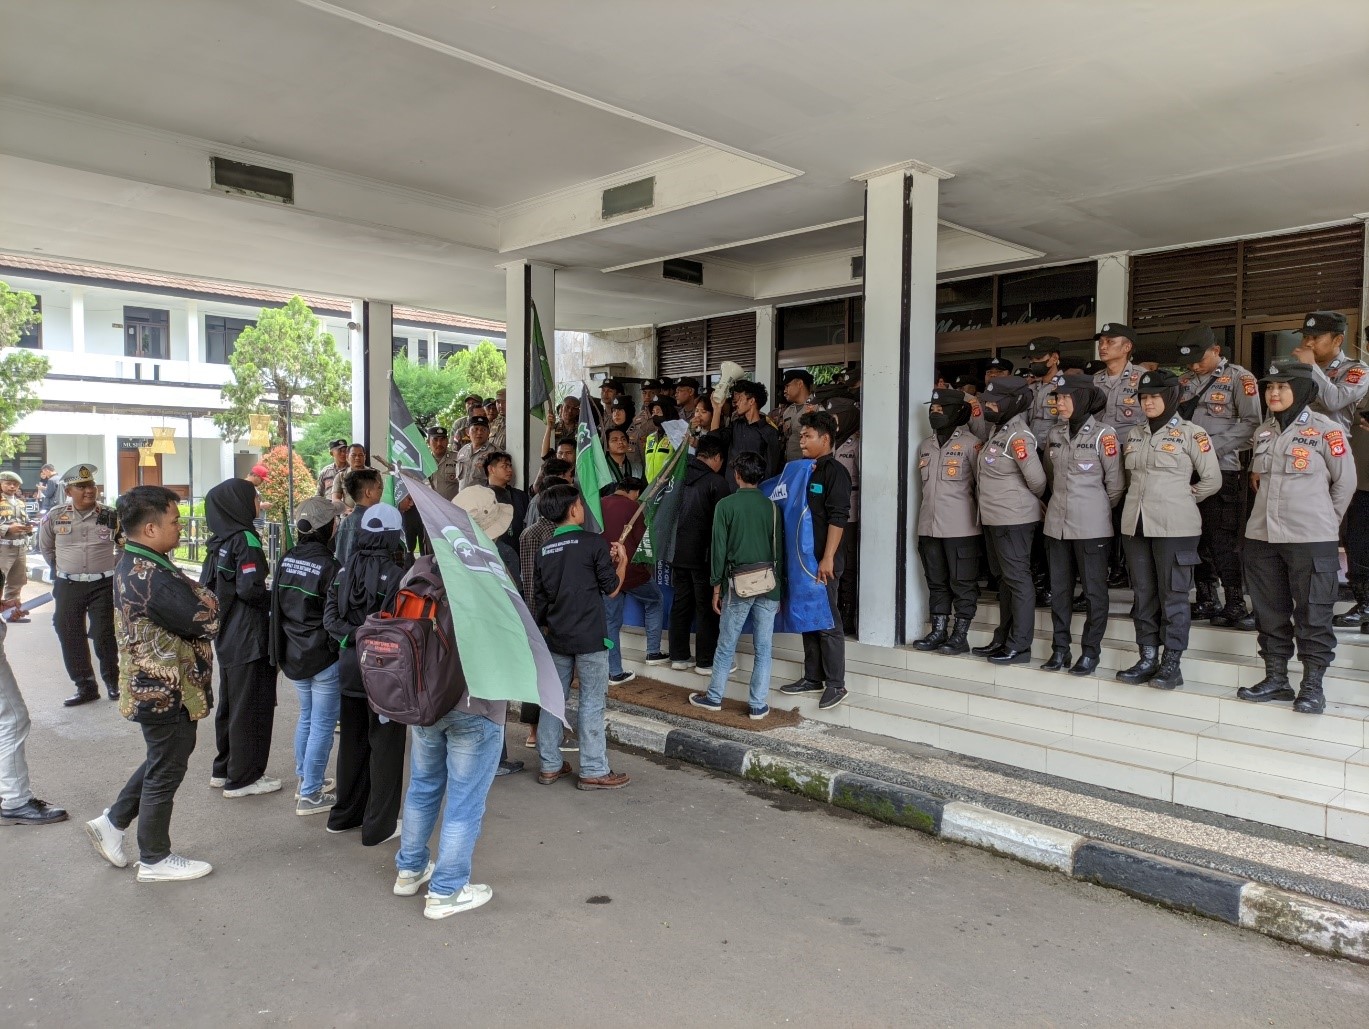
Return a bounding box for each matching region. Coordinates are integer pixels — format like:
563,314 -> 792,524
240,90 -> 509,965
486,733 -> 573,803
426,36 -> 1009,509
1245,323 -> 1305,377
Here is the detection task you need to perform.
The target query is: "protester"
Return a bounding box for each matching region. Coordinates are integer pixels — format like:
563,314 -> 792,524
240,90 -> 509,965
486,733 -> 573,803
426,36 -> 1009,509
334,444 -> 369,507
533,484 -> 630,790
333,468 -> 384,564
517,505 -> 556,750
605,426 -> 642,486
200,478 -> 277,798
599,476 -> 666,683
274,497 -> 343,815
555,436 -> 576,466
711,380 -> 783,486
323,503 -> 411,843
483,451 -> 528,551
85,486 -> 217,880
669,433 -> 728,673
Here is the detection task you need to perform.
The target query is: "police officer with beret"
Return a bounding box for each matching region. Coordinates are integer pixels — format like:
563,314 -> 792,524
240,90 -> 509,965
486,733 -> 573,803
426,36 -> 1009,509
1042,377 -> 1125,675
455,415 -> 494,491
316,438 -> 349,500
1236,361 -> 1355,714
0,471 -> 34,610
1177,326 -> 1262,628
912,390 -> 982,656
426,425 -> 461,501
971,377 -> 1047,663
1116,371 -> 1221,689
38,464 -> 121,705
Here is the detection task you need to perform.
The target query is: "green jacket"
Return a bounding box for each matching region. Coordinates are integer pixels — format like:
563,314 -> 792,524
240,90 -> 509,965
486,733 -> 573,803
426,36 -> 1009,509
709,487 -> 783,601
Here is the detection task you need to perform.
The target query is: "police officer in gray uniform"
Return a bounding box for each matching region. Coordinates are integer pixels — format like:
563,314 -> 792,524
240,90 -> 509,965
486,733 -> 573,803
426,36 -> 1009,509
1236,361 -> 1355,715
316,438 -> 349,500
1094,323 -> 1144,589
1116,371 -> 1221,689
911,390 -> 982,656
1290,310 -> 1369,433
426,425 -> 461,501
1025,337 -> 1066,443
1177,327 -> 1262,628
972,376 -> 1047,664
38,464 -> 121,706
1042,377 -> 1124,675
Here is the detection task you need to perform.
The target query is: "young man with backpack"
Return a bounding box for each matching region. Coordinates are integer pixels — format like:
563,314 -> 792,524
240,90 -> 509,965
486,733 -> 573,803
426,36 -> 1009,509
533,484 -> 630,790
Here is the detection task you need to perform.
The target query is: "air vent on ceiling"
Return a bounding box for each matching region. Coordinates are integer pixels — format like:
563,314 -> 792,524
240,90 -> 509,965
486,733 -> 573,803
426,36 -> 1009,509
602,176 -> 655,219
662,258 -> 704,286
211,157 -> 295,204
851,255 -> 864,279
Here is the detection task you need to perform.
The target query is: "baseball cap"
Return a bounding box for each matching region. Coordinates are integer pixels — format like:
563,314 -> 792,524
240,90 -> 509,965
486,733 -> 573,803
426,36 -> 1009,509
360,503 -> 404,533
426,425 -> 449,439
328,437 -> 349,451
250,464 -> 270,481
468,415 -> 490,428
781,369 -> 815,389
296,496 -> 343,534
927,388 -> 968,406
985,356 -> 1014,373
674,376 -> 700,392
1025,336 -> 1062,354
1261,360 -> 1318,384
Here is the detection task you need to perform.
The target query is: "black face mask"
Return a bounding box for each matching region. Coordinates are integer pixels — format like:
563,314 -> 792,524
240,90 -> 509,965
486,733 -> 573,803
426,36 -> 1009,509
927,411 -> 953,431
1028,361 -> 1051,379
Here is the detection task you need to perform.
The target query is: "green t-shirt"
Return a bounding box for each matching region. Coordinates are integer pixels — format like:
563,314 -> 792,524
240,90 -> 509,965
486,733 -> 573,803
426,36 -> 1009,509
709,487 -> 784,600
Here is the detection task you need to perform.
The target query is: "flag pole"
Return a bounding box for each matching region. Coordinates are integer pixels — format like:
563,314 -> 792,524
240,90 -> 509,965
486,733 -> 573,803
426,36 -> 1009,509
616,427 -> 692,545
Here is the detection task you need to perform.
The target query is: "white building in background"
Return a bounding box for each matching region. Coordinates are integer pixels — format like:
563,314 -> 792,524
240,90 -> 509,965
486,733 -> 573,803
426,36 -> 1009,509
0,254 -> 505,502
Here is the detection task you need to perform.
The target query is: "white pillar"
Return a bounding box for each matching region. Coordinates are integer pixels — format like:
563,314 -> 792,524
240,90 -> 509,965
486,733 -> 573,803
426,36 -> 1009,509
360,301 -> 393,459
185,299 -> 200,363
1094,252 -> 1130,332
755,305 -> 777,399
502,261 -> 556,486
406,335 -> 418,364
428,330 -> 440,368
70,287 -> 85,354
855,162 -> 948,648
349,301 -> 365,446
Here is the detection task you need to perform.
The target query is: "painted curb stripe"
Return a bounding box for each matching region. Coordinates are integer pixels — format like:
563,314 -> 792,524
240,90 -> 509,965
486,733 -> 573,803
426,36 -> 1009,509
663,728 -> 750,775
831,772 -> 943,835
1072,841 -> 1245,925
940,801 -> 1084,874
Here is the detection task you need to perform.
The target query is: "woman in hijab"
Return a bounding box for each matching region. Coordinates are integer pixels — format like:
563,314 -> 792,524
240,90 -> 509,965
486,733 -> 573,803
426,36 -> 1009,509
201,478 -> 277,797
1041,376 -> 1125,676
1115,371 -> 1220,690
911,389 -> 981,656
1236,361 -> 1354,715
323,503 -> 412,843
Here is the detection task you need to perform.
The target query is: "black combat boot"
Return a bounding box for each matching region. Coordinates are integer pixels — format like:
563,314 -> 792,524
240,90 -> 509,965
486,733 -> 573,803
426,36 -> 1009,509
937,617 -> 973,656
913,615 -> 949,652
1236,657 -> 1294,703
1116,645 -> 1160,684
1040,646 -> 1071,671
1292,665 -> 1327,715
1190,581 -> 1221,621
1333,582 -> 1369,627
1150,648 -> 1185,690
1210,597 -> 1255,630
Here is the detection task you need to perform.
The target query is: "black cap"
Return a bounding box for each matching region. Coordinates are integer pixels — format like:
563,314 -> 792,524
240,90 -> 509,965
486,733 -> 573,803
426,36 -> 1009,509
985,356 -> 1014,373
610,395 -> 631,409
952,373 -> 979,389
1025,335 -> 1062,354
1136,369 -> 1182,394
983,375 -> 1031,398
781,369 -> 815,389
1095,322 -> 1136,342
640,378 -> 662,391
674,376 -> 700,392
465,395 -> 484,405
1261,360 -> 1318,384
1082,359 -> 1106,376
468,415 -> 490,428
928,389 -> 968,406
1175,325 -> 1216,357
328,437 -> 349,450
600,378 -> 623,393
1298,311 -> 1348,336
426,426 -> 448,439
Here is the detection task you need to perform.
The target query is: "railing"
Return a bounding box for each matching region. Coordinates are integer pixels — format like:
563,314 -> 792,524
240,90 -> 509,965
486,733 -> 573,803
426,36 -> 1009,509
176,516 -> 286,569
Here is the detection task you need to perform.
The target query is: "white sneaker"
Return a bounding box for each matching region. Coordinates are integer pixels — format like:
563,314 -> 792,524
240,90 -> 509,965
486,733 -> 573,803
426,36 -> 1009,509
136,853 -> 213,882
394,860 -> 435,896
84,810 -> 127,868
222,776 -> 282,798
695,664 -> 736,675
670,660 -> 693,671
208,777 -> 227,789
424,883 -> 493,919
382,820 -> 403,844
294,777 -> 336,800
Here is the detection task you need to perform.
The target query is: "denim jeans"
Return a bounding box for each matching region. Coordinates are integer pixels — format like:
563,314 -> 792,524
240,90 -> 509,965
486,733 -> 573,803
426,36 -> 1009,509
706,589 -> 780,709
538,649 -> 611,778
603,582 -> 664,674
290,660 -> 341,798
395,708 -> 503,897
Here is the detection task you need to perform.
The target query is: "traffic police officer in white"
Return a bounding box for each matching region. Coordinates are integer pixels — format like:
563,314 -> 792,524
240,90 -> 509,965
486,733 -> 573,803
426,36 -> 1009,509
38,464 -> 121,706
1236,361 -> 1355,715
1116,371 -> 1221,690
425,425 -> 461,501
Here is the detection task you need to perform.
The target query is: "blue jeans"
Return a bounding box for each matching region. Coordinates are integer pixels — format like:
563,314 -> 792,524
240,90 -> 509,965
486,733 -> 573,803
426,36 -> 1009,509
603,582 -> 663,674
395,708 -> 503,897
707,590 -> 780,709
538,650 -> 611,778
290,660 -> 341,798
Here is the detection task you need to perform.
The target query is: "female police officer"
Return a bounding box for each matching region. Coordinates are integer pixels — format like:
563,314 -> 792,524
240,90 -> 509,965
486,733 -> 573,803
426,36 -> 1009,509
1115,370 -> 1220,689
912,389 -> 981,655
1042,377 -> 1124,675
971,376 -> 1046,664
1236,361 -> 1354,714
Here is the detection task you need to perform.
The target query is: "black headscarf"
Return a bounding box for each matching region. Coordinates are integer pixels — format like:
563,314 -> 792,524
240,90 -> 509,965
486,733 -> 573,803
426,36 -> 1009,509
204,478 -> 259,550
1144,386 -> 1182,433
928,389 -> 971,445
981,376 -> 1033,425
1274,375 -> 1320,432
1054,375 -> 1106,438
333,514 -> 408,630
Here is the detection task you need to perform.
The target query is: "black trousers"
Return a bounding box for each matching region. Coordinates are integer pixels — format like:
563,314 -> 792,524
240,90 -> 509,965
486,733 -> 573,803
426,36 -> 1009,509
984,523 -> 1037,651
917,535 -> 980,619
802,554 -> 846,688
667,564 -> 719,667
109,711 -> 198,865
329,679 -> 406,845
1342,490 -> 1369,589
401,502 -> 429,556
52,577 -> 118,690
1123,534 -> 1199,650
1046,535 -> 1110,655
1196,471 -> 1248,598
213,658 -> 277,790
1244,538 -> 1339,670
838,523 -> 860,635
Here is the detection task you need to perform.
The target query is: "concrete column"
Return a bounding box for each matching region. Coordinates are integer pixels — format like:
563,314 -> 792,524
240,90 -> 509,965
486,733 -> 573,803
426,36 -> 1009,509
349,301 -> 365,446
70,287 -> 85,354
1094,252 -> 1130,332
755,305 -> 777,398
856,162 -> 948,648
406,335 -> 419,364
428,329 -> 440,368
360,301 -> 393,459
502,261 -> 556,486
185,299 -> 200,363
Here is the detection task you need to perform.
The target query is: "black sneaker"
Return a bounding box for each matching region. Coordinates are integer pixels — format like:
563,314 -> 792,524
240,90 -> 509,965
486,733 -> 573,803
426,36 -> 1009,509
779,678 -> 823,695
609,671 -> 637,685
688,692 -> 723,711
643,652 -> 670,666
0,798 -> 69,826
495,760 -> 525,777
817,685 -> 849,710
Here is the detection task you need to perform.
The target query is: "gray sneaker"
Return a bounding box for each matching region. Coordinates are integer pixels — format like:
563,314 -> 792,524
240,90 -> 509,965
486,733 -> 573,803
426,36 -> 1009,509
295,792 -> 338,816
294,777 -> 336,800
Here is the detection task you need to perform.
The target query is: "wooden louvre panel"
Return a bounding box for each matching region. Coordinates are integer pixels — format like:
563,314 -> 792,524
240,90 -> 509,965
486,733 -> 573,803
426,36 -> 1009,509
704,312 -> 758,375
1241,222 -> 1365,319
1130,243 -> 1238,332
656,319 -> 706,379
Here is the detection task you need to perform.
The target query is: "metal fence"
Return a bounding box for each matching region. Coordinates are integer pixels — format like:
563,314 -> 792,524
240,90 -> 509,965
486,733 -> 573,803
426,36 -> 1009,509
177,516 -> 286,568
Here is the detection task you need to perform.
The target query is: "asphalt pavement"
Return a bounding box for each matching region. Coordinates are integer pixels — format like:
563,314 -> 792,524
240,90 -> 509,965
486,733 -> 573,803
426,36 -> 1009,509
3,600 -> 1368,1027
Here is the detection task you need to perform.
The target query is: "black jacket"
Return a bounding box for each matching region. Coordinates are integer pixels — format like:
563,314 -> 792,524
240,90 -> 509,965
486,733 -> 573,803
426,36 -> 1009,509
672,458 -> 728,569
491,485 -> 529,552
806,453 -> 852,559
273,540 -> 341,681
200,529 -> 270,666
534,527 -> 619,655
324,532 -> 407,698
720,417 -> 783,489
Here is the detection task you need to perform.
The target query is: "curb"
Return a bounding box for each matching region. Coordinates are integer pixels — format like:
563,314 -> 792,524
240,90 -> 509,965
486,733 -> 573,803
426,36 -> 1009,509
607,709 -> 1369,963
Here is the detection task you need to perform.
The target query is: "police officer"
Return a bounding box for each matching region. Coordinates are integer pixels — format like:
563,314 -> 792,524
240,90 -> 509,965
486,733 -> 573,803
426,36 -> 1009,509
1289,311 -> 1368,433
316,438 -> 349,500
1174,327 -> 1262,627
1025,337 -> 1066,442
911,390 -> 981,656
426,425 -> 461,501
1094,323 -> 1144,588
1042,377 -> 1124,675
0,472 -> 34,610
1116,371 -> 1221,689
971,377 -> 1047,663
38,464 -> 120,706
629,380 -> 661,456
455,415 -> 494,491
1236,362 -> 1354,715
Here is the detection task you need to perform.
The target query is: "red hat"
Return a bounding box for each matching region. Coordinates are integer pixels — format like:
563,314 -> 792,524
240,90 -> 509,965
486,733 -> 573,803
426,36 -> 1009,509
251,464 -> 270,481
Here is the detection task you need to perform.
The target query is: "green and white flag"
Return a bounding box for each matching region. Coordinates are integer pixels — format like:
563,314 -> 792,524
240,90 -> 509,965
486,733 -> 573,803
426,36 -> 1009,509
633,419 -> 690,565
574,382 -> 614,532
528,302 -> 555,422
385,380 -> 437,507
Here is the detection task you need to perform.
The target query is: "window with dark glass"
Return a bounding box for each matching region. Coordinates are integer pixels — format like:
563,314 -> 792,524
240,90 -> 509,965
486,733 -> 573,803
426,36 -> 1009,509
392,336 -> 409,358
123,306 -> 170,359
935,277 -> 994,333
17,295 -> 42,349
205,315 -> 254,364
418,337 -> 430,364
437,341 -> 465,365
996,263 -> 1096,327
778,299 -> 849,350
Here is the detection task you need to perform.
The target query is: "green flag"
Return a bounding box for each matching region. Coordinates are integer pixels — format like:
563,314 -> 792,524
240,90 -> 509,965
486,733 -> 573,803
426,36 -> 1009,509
633,419 -> 690,565
385,380 -> 437,506
574,382 -> 613,532
528,302 -> 555,422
